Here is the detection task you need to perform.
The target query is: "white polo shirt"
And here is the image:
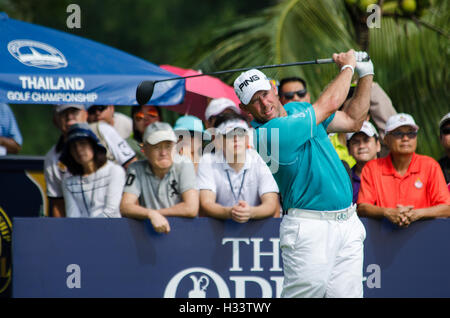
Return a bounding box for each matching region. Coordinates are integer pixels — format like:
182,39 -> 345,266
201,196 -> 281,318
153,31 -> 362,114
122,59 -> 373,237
197,149 -> 279,207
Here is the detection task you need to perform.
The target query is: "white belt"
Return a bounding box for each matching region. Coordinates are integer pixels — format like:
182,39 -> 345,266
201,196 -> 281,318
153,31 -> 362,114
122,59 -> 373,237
287,204 -> 356,222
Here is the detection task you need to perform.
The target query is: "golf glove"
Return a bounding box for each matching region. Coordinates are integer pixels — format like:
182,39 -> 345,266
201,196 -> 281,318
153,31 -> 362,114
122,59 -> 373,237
355,51 -> 374,78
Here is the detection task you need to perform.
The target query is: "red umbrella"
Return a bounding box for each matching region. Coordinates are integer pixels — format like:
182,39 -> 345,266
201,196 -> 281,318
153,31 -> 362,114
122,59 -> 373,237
160,65 -> 240,121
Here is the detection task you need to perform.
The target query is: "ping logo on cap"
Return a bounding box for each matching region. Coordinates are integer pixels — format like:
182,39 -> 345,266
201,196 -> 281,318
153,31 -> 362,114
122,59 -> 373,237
238,75 -> 260,91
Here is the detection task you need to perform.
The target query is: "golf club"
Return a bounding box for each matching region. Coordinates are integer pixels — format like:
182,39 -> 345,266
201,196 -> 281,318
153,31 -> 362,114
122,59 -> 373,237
136,56 -> 370,105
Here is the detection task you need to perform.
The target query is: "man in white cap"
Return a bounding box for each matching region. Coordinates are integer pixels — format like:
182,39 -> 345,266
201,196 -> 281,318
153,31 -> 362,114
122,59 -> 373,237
358,113 -> 450,227
438,112 -> 450,187
204,97 -> 241,128
197,112 -> 280,222
44,104 -> 136,217
346,121 -> 381,203
120,122 -> 198,234
233,49 -> 373,298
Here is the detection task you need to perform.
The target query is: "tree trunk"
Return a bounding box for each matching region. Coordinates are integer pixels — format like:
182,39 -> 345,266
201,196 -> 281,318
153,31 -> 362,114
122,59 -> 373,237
344,3 -> 370,51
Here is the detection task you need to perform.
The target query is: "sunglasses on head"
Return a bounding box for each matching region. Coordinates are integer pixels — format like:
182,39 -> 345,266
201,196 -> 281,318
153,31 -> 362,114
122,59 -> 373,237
87,105 -> 107,115
281,89 -> 307,100
389,131 -> 418,139
135,110 -> 158,120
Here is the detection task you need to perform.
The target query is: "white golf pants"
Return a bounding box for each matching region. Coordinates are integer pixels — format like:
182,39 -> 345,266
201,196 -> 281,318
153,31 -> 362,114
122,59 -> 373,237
280,209 -> 366,298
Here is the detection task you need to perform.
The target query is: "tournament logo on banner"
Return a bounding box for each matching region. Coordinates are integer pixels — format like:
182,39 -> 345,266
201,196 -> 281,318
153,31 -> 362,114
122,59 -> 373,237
0,207 -> 12,296
164,267 -> 231,298
7,40 -> 68,69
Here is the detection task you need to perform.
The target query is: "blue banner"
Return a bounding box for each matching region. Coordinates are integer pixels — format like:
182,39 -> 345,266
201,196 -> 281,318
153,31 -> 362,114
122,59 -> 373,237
12,217 -> 450,298
0,12 -> 185,106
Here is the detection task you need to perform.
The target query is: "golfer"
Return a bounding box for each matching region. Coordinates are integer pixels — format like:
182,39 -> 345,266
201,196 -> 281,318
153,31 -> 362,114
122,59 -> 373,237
233,49 -> 374,297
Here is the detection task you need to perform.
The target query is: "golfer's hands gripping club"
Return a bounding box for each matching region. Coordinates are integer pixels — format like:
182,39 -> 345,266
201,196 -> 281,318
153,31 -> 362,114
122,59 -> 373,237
332,49 -> 357,72
354,51 -> 374,78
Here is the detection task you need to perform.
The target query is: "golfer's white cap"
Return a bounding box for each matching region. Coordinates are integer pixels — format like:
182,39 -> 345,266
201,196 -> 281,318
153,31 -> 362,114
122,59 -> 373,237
233,69 -> 271,105
216,119 -> 249,135
347,121 -> 379,141
143,122 -> 177,145
385,113 -> 419,135
204,98 -> 240,121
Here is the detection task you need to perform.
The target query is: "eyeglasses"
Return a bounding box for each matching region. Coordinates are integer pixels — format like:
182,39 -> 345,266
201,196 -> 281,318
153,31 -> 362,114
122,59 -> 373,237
135,110 -> 158,120
441,127 -> 450,135
87,105 -> 107,115
389,131 -> 418,139
281,89 -> 307,100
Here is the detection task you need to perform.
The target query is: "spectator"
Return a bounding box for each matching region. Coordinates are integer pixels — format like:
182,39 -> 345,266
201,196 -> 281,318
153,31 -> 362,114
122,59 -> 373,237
346,121 -> 381,203
198,112 -> 280,222
126,105 -> 161,160
59,123 -> 125,217
358,113 -> 450,227
204,98 -> 241,129
278,76 -> 311,104
120,122 -> 198,234
87,105 -> 133,139
0,103 -> 22,155
173,115 -> 208,173
234,50 -> 373,298
44,104 -> 136,217
438,113 -> 450,189
205,97 -> 256,151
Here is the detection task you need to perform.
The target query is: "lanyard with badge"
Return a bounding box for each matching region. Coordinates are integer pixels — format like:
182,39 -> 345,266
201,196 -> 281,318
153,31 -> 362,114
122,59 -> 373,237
225,169 -> 247,205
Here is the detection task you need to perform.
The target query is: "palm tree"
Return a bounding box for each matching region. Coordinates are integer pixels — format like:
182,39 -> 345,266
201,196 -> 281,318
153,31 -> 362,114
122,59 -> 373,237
188,0 -> 449,159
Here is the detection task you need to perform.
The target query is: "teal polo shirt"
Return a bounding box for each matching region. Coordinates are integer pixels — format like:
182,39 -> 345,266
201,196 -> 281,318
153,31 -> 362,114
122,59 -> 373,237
252,102 -> 352,211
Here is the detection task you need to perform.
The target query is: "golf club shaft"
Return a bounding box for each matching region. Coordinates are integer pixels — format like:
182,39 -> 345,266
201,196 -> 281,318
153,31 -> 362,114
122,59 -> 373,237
157,58 -> 334,84
136,55 -> 370,105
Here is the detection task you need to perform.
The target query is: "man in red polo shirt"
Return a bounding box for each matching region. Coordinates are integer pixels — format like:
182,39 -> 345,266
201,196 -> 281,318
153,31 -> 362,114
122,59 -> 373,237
357,113 -> 450,227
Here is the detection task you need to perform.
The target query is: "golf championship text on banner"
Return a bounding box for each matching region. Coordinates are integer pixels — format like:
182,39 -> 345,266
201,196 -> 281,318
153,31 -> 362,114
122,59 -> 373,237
7,76 -> 98,103
12,217 -> 450,298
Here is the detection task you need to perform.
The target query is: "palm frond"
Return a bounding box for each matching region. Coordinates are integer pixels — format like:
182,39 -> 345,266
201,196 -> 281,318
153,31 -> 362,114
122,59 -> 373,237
189,0 -> 449,158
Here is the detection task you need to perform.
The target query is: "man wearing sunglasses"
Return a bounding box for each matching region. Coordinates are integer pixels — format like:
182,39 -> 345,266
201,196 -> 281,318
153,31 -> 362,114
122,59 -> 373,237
358,113 -> 450,227
278,77 -> 311,105
87,105 -> 133,140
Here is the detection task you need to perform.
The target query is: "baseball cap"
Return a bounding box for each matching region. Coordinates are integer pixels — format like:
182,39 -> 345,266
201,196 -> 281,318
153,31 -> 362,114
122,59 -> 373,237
143,122 -> 177,145
216,119 -> 249,135
439,112 -> 450,130
347,121 -> 379,141
55,104 -> 85,113
174,115 -> 205,133
385,113 -> 419,135
233,69 -> 271,105
204,98 -> 240,121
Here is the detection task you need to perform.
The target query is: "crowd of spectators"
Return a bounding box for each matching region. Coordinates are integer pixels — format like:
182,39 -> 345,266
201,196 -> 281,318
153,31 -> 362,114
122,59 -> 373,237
1,70 -> 449,233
